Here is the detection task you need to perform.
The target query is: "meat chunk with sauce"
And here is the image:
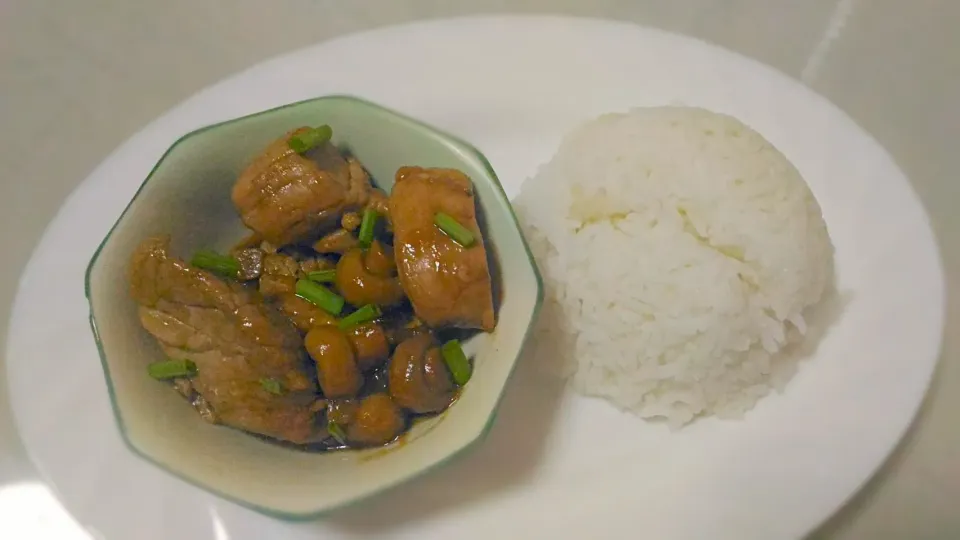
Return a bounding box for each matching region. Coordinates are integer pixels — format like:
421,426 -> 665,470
389,167 -> 495,330
128,236 -> 323,444
232,128 -> 372,246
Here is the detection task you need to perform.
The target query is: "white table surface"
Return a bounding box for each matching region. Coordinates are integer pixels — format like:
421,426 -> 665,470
1,1 -> 957,538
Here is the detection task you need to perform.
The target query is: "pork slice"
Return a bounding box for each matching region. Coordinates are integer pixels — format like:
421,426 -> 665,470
389,167 -> 495,331
129,236 -> 323,444
231,127 -> 372,245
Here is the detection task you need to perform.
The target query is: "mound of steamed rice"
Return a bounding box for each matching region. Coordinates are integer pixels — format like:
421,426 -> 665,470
514,107 -> 834,426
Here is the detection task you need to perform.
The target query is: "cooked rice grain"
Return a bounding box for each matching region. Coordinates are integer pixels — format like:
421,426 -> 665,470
514,107 -> 834,426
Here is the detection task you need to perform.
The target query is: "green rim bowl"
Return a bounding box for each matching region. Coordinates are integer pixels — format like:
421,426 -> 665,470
84,95 -> 544,519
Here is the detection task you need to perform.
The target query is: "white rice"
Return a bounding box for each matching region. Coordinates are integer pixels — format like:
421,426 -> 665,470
514,107 -> 834,426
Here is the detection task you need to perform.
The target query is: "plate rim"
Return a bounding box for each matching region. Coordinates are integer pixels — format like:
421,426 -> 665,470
5,14 -> 947,540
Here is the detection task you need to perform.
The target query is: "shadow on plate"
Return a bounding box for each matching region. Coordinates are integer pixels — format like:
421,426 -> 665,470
317,272 -> 849,534
322,299 -> 571,534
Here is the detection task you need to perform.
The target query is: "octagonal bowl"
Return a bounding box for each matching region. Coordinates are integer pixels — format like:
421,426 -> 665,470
84,95 -> 543,519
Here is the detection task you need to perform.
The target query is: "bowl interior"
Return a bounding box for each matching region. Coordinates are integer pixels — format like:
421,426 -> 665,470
86,95 -> 542,517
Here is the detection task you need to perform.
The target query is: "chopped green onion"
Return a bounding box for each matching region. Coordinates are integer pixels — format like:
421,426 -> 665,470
288,125 -> 333,153
358,208 -> 378,248
338,304 -> 381,330
440,339 -> 472,386
259,378 -> 283,395
307,269 -> 337,283
328,421 -> 347,445
295,279 -> 345,316
148,359 -> 198,380
434,212 -> 475,247
191,249 -> 240,277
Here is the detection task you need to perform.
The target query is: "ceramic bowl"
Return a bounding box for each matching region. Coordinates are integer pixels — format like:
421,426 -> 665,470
85,95 -> 543,518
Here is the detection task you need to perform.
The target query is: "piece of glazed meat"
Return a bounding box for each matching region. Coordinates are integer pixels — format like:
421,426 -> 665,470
128,236 -> 324,444
231,127 -> 372,246
389,166 -> 495,331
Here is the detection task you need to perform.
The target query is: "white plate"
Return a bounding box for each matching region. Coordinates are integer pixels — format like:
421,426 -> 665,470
6,15 -> 944,540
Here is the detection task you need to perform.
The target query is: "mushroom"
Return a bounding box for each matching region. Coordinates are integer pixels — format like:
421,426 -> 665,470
363,240 -> 396,277
388,333 -> 455,414
304,326 -> 363,398
345,322 -> 390,371
277,294 -> 337,332
347,393 -> 405,446
313,229 -> 359,255
335,247 -> 405,307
